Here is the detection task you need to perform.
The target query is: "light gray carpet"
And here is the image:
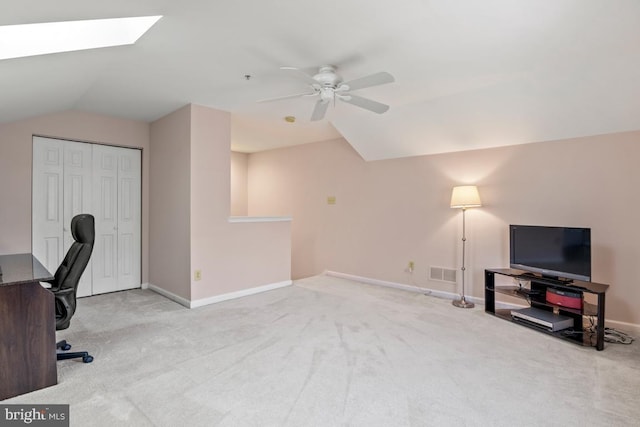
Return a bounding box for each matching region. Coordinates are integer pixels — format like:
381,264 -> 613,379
6,275 -> 640,426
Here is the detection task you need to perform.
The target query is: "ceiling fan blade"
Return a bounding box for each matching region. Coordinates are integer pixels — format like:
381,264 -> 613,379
256,91 -> 317,103
310,100 -> 329,121
340,71 -> 394,91
280,66 -> 319,86
340,94 -> 390,114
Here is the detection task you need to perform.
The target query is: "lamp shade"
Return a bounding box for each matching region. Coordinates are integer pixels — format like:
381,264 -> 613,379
450,185 -> 482,208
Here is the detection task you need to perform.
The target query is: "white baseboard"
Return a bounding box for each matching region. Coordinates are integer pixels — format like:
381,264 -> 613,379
324,270 -> 482,304
147,280 -> 293,309
147,284 -> 191,308
189,280 -> 293,308
324,270 -> 640,335
141,282 -> 149,290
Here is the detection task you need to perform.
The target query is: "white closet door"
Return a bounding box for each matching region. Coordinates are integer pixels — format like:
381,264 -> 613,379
32,137 -> 64,275
34,137 -> 141,296
92,144 -> 141,294
63,141 -> 93,297
33,138 -> 93,294
116,148 -> 141,291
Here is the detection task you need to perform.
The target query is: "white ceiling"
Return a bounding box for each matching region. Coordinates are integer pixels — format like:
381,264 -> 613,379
2,1 -> 640,160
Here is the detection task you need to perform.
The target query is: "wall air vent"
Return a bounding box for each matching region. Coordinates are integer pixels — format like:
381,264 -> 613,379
430,266 -> 457,284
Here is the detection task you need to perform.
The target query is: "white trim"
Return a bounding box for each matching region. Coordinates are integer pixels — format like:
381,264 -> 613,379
190,280 -> 293,308
147,280 -> 293,309
228,216 -> 292,223
141,282 -> 149,290
147,283 -> 191,308
324,270 -> 483,304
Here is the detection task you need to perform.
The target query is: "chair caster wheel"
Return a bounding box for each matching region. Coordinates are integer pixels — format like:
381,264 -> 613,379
83,356 -> 94,363
62,344 -> 71,351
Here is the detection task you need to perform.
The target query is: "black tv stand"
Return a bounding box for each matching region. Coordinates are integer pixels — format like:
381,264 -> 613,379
484,268 -> 609,350
540,274 -> 573,284
515,287 -> 541,297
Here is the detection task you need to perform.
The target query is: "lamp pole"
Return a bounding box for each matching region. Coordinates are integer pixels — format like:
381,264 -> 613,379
450,185 -> 481,309
452,206 -> 474,308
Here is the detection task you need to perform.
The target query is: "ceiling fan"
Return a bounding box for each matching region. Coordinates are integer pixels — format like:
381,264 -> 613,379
258,65 -> 395,121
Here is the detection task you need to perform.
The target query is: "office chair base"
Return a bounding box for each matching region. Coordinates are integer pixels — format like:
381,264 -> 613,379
57,351 -> 93,363
56,340 -> 93,363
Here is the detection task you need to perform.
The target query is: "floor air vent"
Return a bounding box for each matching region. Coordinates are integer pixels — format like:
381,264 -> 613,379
430,266 -> 457,283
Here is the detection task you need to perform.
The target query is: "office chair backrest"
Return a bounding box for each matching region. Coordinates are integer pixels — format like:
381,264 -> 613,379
53,214 -> 95,330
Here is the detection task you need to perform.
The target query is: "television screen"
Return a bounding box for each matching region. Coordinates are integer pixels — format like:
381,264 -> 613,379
510,225 -> 591,282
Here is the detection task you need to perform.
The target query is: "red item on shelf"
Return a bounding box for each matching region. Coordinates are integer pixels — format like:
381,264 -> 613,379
546,288 -> 582,310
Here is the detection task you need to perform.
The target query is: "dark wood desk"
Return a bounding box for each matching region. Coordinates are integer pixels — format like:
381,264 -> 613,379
0,253 -> 56,400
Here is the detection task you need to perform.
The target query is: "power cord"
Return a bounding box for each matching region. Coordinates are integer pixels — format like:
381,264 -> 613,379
405,265 -> 432,296
604,328 -> 635,345
560,323 -> 635,346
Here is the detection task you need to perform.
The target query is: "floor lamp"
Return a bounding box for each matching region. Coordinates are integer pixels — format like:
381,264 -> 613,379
450,185 -> 482,309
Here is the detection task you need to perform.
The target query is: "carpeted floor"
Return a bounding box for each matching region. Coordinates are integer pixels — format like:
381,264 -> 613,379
6,275 -> 640,426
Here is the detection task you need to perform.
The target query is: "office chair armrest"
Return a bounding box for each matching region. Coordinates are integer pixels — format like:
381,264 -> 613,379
52,287 -> 75,296
41,279 -> 72,294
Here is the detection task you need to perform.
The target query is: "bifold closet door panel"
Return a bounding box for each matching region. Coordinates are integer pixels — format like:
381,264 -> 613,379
63,141 -> 93,297
32,137 -> 65,276
92,144 -> 141,294
33,137 -> 94,297
116,148 -> 141,292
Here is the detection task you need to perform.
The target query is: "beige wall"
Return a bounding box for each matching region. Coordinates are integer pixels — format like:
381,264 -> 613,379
147,104 -> 291,303
230,151 -> 248,216
247,131 -> 640,326
189,105 -> 291,301
0,110 -> 150,283
149,105 -> 192,299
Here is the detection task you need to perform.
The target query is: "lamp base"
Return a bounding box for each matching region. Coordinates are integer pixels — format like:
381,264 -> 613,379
452,298 -> 475,309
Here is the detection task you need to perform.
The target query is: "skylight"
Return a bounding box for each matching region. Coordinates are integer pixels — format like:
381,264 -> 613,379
0,15 -> 162,60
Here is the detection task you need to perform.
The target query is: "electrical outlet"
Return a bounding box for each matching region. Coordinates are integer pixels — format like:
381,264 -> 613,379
194,270 -> 202,281
408,261 -> 414,273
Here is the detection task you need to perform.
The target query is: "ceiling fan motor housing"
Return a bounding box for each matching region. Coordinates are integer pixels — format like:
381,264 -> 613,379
314,66 -> 342,88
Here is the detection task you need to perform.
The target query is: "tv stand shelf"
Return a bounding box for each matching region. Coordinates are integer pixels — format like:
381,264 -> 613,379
485,268 -> 609,350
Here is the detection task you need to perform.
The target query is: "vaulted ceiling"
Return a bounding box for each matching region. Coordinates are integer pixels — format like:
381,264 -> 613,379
2,1 -> 640,160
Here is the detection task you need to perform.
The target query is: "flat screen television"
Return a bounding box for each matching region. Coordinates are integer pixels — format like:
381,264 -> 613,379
509,225 -> 591,282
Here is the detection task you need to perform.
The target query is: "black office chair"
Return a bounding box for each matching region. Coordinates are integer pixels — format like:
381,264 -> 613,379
44,214 -> 95,363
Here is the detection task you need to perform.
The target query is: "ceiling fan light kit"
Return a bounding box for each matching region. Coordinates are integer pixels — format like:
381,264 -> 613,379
259,65 -> 394,121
